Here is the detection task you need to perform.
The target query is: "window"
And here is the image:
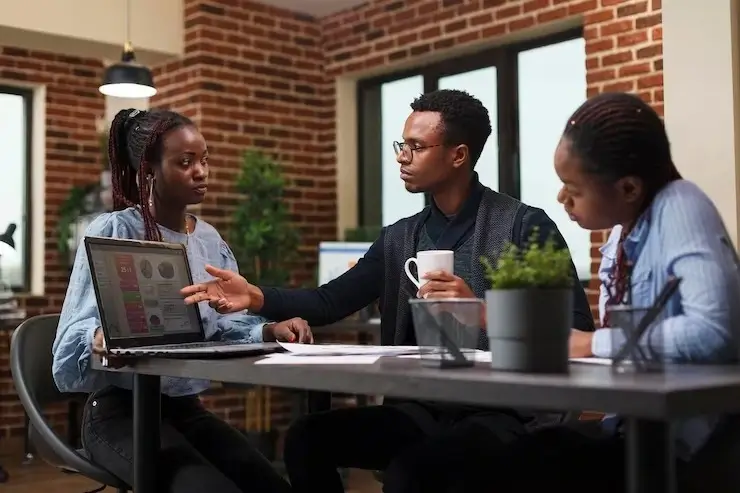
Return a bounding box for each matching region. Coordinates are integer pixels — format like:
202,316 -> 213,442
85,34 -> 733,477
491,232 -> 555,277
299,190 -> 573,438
357,29 -> 590,281
0,86 -> 32,291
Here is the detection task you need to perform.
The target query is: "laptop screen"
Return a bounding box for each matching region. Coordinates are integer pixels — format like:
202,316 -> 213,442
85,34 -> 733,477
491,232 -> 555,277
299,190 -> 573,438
85,237 -> 203,341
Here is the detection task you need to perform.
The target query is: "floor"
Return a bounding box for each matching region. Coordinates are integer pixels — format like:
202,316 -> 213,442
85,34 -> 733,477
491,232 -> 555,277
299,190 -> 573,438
0,442 -> 381,493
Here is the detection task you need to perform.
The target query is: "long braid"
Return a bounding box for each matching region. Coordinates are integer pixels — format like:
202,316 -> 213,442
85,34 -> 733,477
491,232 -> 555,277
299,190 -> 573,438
108,110 -> 138,210
107,109 -> 194,242
562,92 -> 680,327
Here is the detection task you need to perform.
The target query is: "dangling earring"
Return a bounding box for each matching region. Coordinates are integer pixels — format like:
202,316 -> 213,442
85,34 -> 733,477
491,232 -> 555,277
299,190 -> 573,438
147,175 -> 154,208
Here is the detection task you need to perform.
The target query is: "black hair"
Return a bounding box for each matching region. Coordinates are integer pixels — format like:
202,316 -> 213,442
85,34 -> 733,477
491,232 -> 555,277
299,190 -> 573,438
108,108 -> 194,241
410,89 -> 491,168
562,92 -> 681,199
565,93 -> 682,327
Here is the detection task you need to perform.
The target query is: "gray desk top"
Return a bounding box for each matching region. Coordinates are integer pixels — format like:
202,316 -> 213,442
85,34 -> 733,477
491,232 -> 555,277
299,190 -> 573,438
94,356 -> 740,419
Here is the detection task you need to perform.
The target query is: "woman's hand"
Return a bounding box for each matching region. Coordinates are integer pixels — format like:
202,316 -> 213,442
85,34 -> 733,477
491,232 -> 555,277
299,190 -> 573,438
569,329 -> 595,358
92,328 -> 128,368
264,318 -> 313,343
180,264 -> 259,313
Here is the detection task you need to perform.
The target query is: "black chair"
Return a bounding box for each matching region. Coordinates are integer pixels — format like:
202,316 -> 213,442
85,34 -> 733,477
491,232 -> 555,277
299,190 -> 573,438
10,314 -> 129,492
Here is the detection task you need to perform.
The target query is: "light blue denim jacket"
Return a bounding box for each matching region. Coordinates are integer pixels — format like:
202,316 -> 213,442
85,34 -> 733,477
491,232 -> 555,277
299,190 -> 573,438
593,180 -> 740,459
52,207 -> 269,397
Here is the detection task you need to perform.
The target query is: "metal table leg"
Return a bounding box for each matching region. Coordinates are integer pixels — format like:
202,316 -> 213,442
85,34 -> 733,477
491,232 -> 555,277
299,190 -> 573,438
133,374 -> 160,493
625,418 -> 676,493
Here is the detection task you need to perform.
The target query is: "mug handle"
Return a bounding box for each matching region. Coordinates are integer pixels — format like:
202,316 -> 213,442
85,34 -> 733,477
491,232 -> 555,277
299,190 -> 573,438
404,257 -> 421,289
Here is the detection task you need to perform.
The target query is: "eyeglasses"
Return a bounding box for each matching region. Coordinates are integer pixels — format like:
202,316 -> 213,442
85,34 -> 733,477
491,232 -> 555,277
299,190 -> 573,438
393,141 -> 442,164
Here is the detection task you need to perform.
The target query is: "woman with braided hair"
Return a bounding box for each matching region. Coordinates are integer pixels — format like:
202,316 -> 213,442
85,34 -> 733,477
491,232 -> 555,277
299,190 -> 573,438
459,92 -> 740,493
52,108 -> 308,492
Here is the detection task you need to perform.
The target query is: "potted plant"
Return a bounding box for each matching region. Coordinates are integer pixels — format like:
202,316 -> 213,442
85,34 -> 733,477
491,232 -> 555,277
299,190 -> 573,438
480,228 -> 574,374
229,149 -> 300,287
57,126 -> 112,268
228,149 -> 301,462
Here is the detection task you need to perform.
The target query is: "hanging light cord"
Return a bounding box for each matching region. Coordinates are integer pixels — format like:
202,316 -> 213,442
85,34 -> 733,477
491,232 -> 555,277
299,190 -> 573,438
122,0 -> 135,61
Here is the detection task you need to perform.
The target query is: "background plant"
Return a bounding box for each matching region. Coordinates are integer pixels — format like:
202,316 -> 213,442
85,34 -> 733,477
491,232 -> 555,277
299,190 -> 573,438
229,149 -> 301,286
481,228 -> 573,289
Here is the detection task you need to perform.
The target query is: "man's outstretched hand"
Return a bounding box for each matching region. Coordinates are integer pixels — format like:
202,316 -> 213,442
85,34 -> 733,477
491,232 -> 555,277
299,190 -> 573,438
180,264 -> 256,313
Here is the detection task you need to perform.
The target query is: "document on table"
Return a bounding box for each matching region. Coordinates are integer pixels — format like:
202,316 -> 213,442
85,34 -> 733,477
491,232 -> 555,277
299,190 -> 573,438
254,354 -> 381,365
569,357 -> 613,365
277,342 -> 421,356
253,343 -> 421,365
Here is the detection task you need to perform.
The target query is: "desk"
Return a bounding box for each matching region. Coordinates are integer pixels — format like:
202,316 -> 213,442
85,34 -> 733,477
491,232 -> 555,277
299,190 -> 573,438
94,357 -> 740,493
304,320 -> 380,413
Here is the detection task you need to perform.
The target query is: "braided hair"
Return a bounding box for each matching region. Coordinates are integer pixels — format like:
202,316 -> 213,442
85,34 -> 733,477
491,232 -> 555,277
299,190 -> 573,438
108,108 -> 194,242
562,92 -> 681,326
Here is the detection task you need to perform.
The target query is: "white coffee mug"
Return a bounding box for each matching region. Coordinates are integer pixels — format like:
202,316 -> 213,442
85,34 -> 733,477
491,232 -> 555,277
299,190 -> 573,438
404,250 -> 454,289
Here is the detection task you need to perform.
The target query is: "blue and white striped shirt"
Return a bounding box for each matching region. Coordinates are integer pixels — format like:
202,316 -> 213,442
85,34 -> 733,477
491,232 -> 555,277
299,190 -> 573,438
52,207 -> 269,397
592,179 -> 740,458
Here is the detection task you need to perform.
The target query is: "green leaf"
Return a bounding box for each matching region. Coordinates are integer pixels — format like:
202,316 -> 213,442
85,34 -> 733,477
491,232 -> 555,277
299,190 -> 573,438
480,227 -> 573,290
228,149 -> 301,286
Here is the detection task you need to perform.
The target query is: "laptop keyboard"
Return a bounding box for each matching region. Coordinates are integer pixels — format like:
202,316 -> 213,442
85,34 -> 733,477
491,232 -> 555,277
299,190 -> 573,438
150,340 -> 247,350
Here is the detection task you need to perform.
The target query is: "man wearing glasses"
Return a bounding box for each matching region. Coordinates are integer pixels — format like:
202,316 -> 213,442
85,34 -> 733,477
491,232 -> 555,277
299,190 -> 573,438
182,89 -> 593,492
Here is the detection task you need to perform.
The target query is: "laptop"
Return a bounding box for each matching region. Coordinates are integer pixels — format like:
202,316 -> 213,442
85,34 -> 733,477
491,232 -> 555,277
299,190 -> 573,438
84,236 -> 285,358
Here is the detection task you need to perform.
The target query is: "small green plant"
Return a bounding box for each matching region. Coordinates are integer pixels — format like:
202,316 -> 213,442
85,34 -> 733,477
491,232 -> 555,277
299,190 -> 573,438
57,182 -> 101,265
480,228 -> 573,290
229,149 -> 300,287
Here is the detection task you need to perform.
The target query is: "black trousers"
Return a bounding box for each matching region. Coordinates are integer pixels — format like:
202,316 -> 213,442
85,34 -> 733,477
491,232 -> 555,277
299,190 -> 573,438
282,401 -> 527,493
82,386 -> 291,493
460,420 -> 627,493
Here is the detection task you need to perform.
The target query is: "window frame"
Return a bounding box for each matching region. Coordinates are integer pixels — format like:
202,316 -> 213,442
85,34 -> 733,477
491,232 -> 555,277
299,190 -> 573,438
356,27 -> 587,286
0,84 -> 34,292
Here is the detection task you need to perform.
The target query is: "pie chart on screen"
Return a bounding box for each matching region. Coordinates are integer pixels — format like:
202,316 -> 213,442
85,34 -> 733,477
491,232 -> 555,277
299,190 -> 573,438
158,261 -> 175,279
139,259 -> 153,278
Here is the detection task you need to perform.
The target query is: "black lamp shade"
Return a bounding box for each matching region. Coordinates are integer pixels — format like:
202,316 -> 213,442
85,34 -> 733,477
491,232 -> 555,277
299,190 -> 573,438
99,61 -> 156,98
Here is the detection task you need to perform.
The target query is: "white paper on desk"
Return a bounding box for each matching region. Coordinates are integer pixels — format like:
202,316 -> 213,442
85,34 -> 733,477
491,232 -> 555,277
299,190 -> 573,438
278,342 -> 420,356
398,350 -> 492,363
569,357 -> 613,365
254,354 -> 381,365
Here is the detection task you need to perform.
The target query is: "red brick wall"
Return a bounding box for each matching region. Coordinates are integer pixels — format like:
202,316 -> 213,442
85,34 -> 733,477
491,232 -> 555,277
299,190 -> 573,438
0,0 -> 663,439
153,0 -> 334,290
0,47 -> 104,437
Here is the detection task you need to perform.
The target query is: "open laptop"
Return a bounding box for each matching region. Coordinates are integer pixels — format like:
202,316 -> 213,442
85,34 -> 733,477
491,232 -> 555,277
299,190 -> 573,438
84,236 -> 285,358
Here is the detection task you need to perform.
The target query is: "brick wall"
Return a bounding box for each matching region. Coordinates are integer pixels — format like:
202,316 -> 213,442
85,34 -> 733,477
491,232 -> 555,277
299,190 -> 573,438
0,47 -> 104,437
153,0 -> 334,290
0,0 -> 664,440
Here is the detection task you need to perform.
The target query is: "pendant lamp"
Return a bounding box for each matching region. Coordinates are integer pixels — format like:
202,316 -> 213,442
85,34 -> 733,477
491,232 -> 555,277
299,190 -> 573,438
99,0 -> 156,98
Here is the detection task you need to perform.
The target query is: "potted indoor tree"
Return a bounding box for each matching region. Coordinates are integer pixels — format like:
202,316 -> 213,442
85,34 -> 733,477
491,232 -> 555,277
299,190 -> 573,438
228,149 -> 301,463
480,228 -> 574,374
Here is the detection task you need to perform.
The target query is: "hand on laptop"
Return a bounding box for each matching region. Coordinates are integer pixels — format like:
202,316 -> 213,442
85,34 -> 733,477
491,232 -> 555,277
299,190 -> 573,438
92,328 -> 128,368
263,318 -> 313,344
180,264 -> 258,313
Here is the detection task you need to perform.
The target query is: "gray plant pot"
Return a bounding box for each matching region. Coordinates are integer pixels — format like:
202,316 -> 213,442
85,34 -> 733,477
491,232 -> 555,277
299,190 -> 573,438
485,288 -> 572,374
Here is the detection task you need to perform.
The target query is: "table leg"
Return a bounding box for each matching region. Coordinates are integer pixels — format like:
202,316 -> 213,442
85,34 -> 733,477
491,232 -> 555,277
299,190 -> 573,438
307,391 -> 332,414
624,418 -> 676,493
133,374 -> 160,493
67,400 -> 80,448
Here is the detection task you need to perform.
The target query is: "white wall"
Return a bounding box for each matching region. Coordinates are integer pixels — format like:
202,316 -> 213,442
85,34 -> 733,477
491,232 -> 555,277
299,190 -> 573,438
663,0 -> 740,246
